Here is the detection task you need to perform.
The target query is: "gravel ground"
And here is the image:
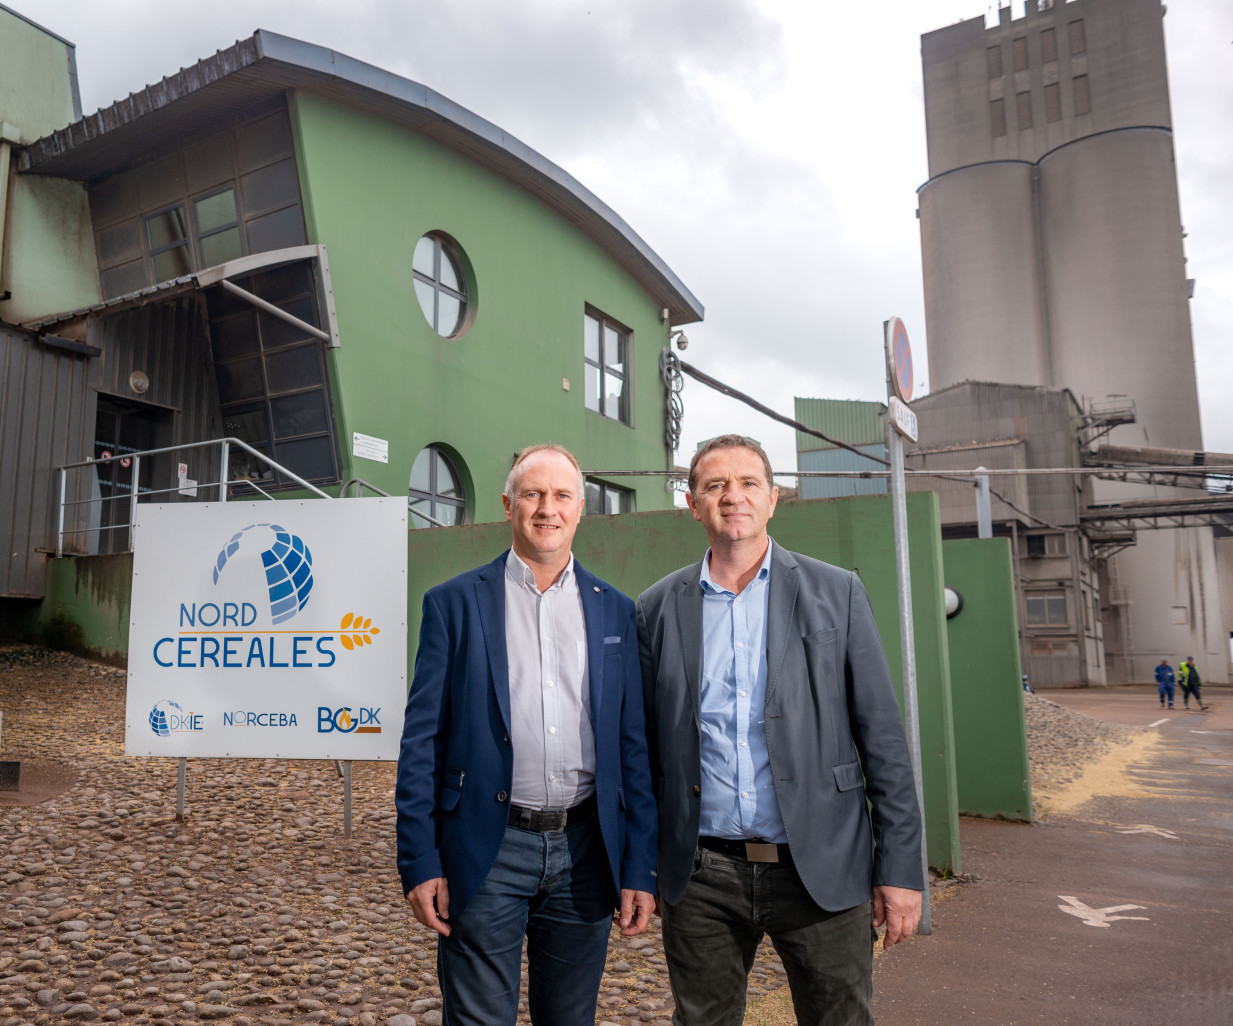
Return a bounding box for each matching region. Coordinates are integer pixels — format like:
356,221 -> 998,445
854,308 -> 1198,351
1021,690 -> 1139,812
0,644 -> 1137,1025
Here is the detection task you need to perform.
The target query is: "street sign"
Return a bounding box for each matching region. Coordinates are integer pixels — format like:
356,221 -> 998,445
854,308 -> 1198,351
889,396 -> 917,442
888,317 -> 913,403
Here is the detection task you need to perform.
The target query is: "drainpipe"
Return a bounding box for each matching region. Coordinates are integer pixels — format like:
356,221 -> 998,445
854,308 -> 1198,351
0,122 -> 21,299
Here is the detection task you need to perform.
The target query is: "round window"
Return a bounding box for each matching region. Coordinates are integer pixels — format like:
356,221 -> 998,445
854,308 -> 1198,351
409,445 -> 466,528
413,233 -> 471,337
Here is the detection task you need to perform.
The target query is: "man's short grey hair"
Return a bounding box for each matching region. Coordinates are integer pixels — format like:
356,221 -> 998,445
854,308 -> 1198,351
504,443 -> 586,500
687,434 -> 774,494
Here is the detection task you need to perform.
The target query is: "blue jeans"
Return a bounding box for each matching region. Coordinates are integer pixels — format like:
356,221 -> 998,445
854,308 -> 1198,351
661,846 -> 875,1026
437,815 -> 614,1026
1159,682 -> 1174,706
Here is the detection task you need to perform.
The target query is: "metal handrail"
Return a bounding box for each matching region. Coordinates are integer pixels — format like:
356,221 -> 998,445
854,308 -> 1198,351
56,436 -> 332,557
341,476 -> 449,528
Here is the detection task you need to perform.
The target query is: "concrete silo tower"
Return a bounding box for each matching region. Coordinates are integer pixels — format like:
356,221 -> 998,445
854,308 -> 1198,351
918,0 -> 1224,682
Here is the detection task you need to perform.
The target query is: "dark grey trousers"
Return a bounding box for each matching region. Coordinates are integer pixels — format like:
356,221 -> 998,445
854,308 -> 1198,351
661,847 -> 874,1026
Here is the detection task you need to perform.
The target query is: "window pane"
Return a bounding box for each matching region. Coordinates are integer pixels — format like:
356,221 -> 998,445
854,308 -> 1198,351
1045,82 -> 1062,123
435,450 -> 461,498
200,226 -> 243,267
413,236 -> 435,277
98,220 -> 142,266
584,315 -> 600,364
605,489 -> 624,515
1040,27 -> 1057,63
1013,36 -> 1028,72
1046,596 -> 1067,625
224,407 -> 269,446
270,391 -> 328,438
1017,92 -> 1032,130
1074,75 -> 1090,115
410,448 -> 432,492
604,325 -> 625,375
438,294 -> 462,336
239,158 -> 300,215
1026,598 -> 1045,625
152,244 -> 191,281
101,259 -> 149,299
986,45 -> 1002,79
265,345 -> 323,393
991,98 -> 1006,138
195,189 -> 238,233
260,296 -> 318,349
146,208 -> 187,249
215,357 -> 264,402
209,313 -> 260,361
439,248 -> 461,292
274,435 -> 334,481
414,279 -> 436,326
604,376 -> 625,421
1069,19 -> 1086,55
410,498 -> 434,527
585,480 -> 602,514
584,363 -> 601,413
436,503 -> 461,527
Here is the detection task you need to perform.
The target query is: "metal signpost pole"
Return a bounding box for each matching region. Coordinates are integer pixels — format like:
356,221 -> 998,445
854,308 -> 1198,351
884,318 -> 931,934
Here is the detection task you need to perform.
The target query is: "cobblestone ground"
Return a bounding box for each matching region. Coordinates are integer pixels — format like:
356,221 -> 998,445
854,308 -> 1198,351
0,645 -> 789,1025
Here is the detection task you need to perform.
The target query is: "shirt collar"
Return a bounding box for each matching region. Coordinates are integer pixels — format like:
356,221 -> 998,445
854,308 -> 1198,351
699,539 -> 773,596
506,548 -> 574,593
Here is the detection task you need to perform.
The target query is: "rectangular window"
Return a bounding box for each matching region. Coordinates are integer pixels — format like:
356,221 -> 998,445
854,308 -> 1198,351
1013,36 -> 1029,72
990,98 -> 1007,138
1025,533 -> 1067,556
584,311 -> 630,424
1045,82 -> 1062,122
1017,91 -> 1033,130
194,187 -> 243,267
585,478 -> 634,516
1073,74 -> 1091,115
1040,27 -> 1057,63
146,206 -> 191,282
1026,592 -> 1068,626
987,45 -> 1003,79
1069,19 -> 1086,55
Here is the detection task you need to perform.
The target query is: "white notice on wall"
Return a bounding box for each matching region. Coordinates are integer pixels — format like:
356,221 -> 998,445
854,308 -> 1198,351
126,498 -> 408,760
352,432 -> 390,464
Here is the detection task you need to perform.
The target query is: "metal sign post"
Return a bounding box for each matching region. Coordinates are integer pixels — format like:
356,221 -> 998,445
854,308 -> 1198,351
884,317 -> 931,935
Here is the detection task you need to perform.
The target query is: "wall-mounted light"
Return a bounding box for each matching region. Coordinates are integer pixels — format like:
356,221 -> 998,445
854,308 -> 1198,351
129,370 -> 150,394
944,586 -> 964,619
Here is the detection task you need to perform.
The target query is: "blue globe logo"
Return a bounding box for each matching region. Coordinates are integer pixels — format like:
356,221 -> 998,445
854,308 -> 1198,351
149,699 -> 181,737
212,523 -> 314,625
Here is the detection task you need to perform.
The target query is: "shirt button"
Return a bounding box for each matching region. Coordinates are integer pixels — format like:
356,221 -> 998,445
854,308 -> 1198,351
739,690 -> 746,697
547,681 -> 554,688
736,641 -> 744,649
550,774 -> 557,782
740,741 -> 748,748
496,790 -> 508,802
549,726 -> 557,734
742,791 -> 748,798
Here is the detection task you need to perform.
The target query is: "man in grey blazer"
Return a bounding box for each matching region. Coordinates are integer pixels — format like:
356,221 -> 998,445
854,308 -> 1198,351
636,434 -> 923,1026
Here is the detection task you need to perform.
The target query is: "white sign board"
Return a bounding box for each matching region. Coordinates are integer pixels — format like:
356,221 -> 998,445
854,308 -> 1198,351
126,498 -> 407,760
889,396 -> 918,442
352,432 -> 390,464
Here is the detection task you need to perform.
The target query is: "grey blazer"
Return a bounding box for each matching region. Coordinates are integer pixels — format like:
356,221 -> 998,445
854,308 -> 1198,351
636,541 -> 924,911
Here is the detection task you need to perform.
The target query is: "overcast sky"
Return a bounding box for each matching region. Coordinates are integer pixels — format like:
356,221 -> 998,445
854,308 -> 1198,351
14,0 -> 1233,480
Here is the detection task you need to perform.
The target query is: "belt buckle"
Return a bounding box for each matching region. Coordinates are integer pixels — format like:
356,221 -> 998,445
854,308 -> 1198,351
744,842 -> 779,863
544,809 -> 567,831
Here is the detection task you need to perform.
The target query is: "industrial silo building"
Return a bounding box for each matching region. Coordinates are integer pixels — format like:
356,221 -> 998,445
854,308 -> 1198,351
918,0 -> 1226,682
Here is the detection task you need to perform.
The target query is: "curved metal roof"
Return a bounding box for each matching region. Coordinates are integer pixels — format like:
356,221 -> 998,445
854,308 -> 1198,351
18,30 -> 703,325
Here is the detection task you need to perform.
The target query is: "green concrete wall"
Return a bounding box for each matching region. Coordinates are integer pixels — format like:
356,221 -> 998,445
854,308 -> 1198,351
406,492 -> 961,873
33,554 -> 132,665
288,92 -> 677,522
942,538 -> 1032,821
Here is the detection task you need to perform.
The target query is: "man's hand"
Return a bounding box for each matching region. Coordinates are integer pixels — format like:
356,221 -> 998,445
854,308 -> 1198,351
872,884 -> 921,949
407,877 -> 451,936
617,889 -> 655,936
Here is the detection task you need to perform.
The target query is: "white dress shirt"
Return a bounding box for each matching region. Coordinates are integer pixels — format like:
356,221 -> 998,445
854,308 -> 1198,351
504,550 -> 595,809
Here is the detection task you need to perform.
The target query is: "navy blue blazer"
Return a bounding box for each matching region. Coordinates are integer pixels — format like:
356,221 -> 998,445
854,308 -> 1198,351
396,551 -> 658,914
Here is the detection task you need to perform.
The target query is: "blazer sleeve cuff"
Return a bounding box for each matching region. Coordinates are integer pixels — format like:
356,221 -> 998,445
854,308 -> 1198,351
872,853 -> 926,892
398,850 -> 445,898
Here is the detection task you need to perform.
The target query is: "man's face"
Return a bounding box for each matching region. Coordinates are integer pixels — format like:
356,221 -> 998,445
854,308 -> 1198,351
503,451 -> 584,566
686,446 -> 778,547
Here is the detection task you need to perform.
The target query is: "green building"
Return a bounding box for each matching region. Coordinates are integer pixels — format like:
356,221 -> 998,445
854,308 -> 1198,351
0,12 -> 702,604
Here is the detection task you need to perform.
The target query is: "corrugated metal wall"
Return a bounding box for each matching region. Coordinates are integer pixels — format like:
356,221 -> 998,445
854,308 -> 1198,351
798,444 -> 887,499
794,397 -> 885,452
0,326 -> 99,597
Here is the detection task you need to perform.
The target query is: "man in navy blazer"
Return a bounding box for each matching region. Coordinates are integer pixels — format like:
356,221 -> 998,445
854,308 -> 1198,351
396,443 -> 657,1026
637,434 -> 923,1026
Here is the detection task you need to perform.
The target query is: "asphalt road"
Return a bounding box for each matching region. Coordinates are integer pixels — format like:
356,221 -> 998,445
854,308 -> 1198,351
871,686 -> 1233,1026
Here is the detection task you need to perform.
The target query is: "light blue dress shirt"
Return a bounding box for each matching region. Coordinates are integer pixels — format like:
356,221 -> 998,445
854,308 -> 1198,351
697,541 -> 787,843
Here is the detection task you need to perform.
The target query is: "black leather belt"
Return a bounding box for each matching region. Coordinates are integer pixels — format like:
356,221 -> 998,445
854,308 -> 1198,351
508,794 -> 597,832
698,836 -> 791,863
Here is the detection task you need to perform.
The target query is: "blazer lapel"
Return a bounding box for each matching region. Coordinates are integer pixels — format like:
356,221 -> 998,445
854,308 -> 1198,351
475,554 -> 511,734
765,543 -> 798,703
675,559 -> 706,724
576,562 -> 605,731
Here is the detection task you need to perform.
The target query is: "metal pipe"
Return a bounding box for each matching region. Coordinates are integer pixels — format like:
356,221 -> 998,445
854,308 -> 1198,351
129,455 -> 141,545
176,758 -> 186,820
57,467 -> 67,558
343,760 -> 352,839
220,279 -> 331,344
975,469 -> 992,538
220,441 -> 230,502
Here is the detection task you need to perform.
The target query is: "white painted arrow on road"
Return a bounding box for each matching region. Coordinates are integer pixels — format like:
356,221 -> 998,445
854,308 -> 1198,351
1116,824 -> 1178,839
1057,896 -> 1149,928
